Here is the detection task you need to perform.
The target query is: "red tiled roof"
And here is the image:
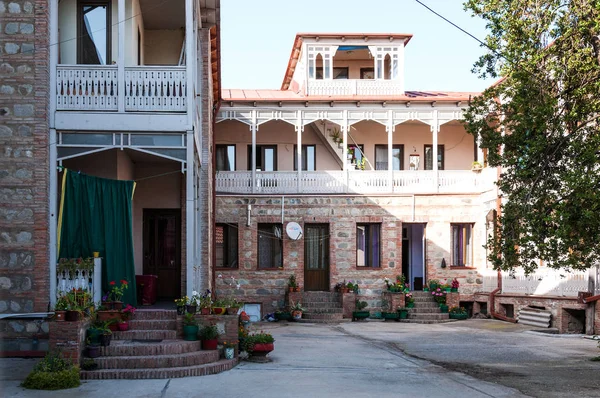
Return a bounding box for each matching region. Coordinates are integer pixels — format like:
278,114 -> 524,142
221,89 -> 479,103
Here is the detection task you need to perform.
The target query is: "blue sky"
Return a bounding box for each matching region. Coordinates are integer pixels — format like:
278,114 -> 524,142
220,0 -> 492,92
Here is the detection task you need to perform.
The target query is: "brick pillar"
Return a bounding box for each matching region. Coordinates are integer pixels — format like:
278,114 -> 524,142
49,319 -> 90,365
446,292 -> 460,309
342,292 -> 356,318
382,292 -> 405,311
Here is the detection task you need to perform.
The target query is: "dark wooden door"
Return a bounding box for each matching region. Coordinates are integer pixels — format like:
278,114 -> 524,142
304,224 -> 329,291
143,209 -> 181,299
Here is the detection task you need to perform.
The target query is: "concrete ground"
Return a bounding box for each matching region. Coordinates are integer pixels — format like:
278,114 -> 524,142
1,319 -> 598,397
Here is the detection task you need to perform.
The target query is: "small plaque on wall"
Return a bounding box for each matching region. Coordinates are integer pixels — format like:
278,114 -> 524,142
409,154 -> 420,170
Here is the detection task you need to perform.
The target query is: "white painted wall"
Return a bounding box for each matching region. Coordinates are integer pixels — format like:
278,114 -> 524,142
125,0 -> 145,65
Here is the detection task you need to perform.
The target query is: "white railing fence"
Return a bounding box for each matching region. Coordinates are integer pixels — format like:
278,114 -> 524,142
124,66 -> 186,112
56,258 -> 102,304
307,79 -> 403,96
501,269 -> 589,297
481,271 -> 499,292
56,65 -> 118,111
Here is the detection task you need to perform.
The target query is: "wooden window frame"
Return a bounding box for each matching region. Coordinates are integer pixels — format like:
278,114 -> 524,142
257,223 -> 283,270
247,145 -> 278,171
77,0 -> 112,65
356,223 -> 381,269
424,144 -> 445,170
216,144 -> 236,171
374,144 -> 404,170
215,223 -> 239,269
451,223 -> 473,267
293,144 -> 316,171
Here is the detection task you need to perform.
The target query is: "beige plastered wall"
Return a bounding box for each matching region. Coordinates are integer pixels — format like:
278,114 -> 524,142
61,150 -> 181,275
215,119 -> 475,171
144,30 -> 184,65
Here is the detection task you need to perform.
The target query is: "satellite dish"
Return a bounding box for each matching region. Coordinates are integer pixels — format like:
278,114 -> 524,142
286,222 -> 303,240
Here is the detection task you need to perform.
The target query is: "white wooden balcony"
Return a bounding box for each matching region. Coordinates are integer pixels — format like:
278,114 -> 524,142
56,65 -> 187,112
216,170 -> 494,195
307,79 -> 404,96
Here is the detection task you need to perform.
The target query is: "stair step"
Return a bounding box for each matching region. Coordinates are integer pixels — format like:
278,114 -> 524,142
304,308 -> 343,314
113,329 -> 177,340
302,302 -> 343,309
128,320 -> 177,330
96,350 -> 219,369
101,340 -> 201,357
133,309 -> 177,321
408,313 -> 449,320
407,307 -> 442,314
80,359 -> 237,380
413,297 -> 437,302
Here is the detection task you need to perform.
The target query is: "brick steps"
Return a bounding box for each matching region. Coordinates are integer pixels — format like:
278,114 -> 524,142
302,302 -> 343,309
112,329 -> 177,340
128,319 -> 178,330
303,308 -> 343,314
408,306 -> 442,313
101,340 -> 201,357
96,350 -> 219,369
407,313 -> 449,321
81,359 -> 238,380
132,309 -> 177,320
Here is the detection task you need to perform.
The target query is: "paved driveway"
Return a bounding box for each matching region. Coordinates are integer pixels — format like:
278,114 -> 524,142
2,321 -> 526,398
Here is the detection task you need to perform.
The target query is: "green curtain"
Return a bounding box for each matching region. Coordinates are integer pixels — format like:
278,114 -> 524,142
58,169 -> 137,305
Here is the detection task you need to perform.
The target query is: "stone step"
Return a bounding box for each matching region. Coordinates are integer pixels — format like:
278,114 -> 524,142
80,359 -> 237,380
101,340 -> 201,357
300,296 -> 341,304
96,350 -> 220,369
411,291 -> 434,297
302,302 -> 343,309
128,320 -> 177,331
112,329 -> 177,340
407,307 -> 442,314
133,309 -> 177,321
411,302 -> 441,309
303,308 -> 343,314
413,297 -> 437,302
408,313 -> 450,320
399,319 -> 458,324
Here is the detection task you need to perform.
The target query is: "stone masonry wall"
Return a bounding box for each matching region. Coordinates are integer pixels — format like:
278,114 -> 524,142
215,194 -> 488,315
0,0 -> 50,338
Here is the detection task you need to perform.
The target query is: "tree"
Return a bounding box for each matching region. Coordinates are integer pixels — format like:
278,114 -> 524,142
463,0 -> 600,273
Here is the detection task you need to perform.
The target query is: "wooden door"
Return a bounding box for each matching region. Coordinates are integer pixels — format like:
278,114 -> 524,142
143,209 -> 181,299
304,224 -> 329,291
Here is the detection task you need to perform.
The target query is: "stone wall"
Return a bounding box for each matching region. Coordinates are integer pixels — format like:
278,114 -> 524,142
0,0 -> 50,337
215,194 -> 490,315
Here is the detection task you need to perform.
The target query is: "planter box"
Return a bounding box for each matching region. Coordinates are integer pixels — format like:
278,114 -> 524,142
449,313 -> 468,320
352,311 -> 370,321
382,312 -> 399,321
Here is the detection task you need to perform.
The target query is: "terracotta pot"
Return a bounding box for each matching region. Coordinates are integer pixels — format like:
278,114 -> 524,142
292,310 -> 302,321
54,310 -> 66,322
202,339 -> 218,350
251,343 -> 274,357
97,310 -> 121,322
200,307 -> 210,315
288,287 -> 295,292
65,310 -> 81,322
212,307 -> 226,315
226,307 -> 239,315
294,287 -> 300,292
108,323 -> 118,332
117,321 -> 129,331
112,301 -> 123,311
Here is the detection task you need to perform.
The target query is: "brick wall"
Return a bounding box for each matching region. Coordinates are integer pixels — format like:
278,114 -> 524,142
595,302 -> 599,335
446,292 -> 460,309
0,0 -> 50,337
48,319 -> 90,365
342,292 -> 356,318
215,194 -> 488,314
177,314 -> 239,357
382,292 -> 405,311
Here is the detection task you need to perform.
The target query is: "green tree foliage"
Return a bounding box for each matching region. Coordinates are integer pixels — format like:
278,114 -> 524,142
463,0 -> 600,273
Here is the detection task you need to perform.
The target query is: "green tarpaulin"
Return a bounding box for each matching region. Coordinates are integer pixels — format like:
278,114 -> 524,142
57,169 -> 137,305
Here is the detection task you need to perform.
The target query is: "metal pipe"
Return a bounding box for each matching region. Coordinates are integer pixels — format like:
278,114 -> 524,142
281,196 -> 285,224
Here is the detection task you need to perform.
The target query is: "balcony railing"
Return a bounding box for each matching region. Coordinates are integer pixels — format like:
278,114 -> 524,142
307,79 -> 403,96
216,170 -> 492,195
56,65 -> 187,112
500,269 -> 593,297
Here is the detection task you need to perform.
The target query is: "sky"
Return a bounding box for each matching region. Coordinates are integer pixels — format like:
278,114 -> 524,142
220,0 -> 493,92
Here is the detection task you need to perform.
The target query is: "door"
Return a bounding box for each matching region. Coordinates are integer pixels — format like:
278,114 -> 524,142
143,209 -> 181,299
304,224 -> 329,291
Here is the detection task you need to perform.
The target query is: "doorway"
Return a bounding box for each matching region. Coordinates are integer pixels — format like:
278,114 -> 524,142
402,223 -> 426,290
143,209 -> 181,299
304,224 -> 329,291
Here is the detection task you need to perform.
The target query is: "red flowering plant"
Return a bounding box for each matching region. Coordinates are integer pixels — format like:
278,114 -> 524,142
451,278 -> 460,290
110,279 -> 129,302
121,304 -> 136,321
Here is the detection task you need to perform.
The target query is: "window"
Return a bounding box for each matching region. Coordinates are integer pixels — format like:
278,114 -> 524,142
216,224 -> 238,268
216,145 -> 236,171
78,0 -> 111,65
317,67 -> 348,80
451,224 -> 473,266
247,145 -> 277,171
356,224 -> 380,268
424,144 -> 445,170
375,144 -> 404,170
360,68 -> 374,80
258,224 -> 283,269
294,145 -> 316,171
347,144 -> 364,170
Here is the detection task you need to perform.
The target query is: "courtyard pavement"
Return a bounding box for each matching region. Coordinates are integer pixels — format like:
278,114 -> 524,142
1,319 -> 598,397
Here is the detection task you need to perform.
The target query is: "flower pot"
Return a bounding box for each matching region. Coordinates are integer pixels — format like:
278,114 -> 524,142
65,310 -> 81,322
176,306 -> 185,316
87,328 -> 102,346
186,305 -> 197,314
200,307 -> 210,315
439,305 -> 449,313
429,283 -> 438,291
423,288 -> 429,292
54,310 -> 66,322
100,333 -> 112,347
451,288 -> 458,293
112,301 -> 123,311
97,310 -> 121,323
224,347 -> 235,359
108,323 -> 118,332
406,302 -> 415,308
183,325 -> 199,341
288,287 -> 295,292
382,312 -> 400,321
251,343 -> 274,357
294,287 -> 300,292
449,313 -> 468,320
444,288 -> 451,293
202,339 -> 218,350
275,312 -> 292,321
341,287 -> 350,294
86,345 -> 101,358
226,307 -> 240,315
117,322 -> 129,331
212,307 -> 226,315
292,310 -> 303,321
398,309 -> 409,319
352,311 -> 370,321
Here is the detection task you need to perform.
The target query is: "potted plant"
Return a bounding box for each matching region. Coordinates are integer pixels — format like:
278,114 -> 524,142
117,320 -> 129,331
442,284 -> 451,293
174,297 -> 186,315
290,300 -> 306,321
347,281 -> 359,293
428,279 -> 440,291
212,298 -> 228,315
449,306 -> 468,320
183,313 -> 199,341
287,274 -> 298,292
121,304 -> 136,322
53,296 -> 68,322
243,332 -> 275,357
352,300 -> 370,321
405,292 -> 415,308
451,278 -> 459,292
398,307 -> 409,319
98,321 -> 113,347
471,161 -> 483,172
226,297 -> 241,315
274,309 -> 292,321
109,280 -> 129,310
223,340 -> 238,359
81,358 -> 98,371
199,324 -> 219,350
85,338 -> 101,358
199,290 -> 212,315
86,324 -> 102,346
187,291 -> 201,314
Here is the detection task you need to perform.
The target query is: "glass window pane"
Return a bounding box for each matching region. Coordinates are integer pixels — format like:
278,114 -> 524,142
130,135 -> 182,147
62,133 -> 112,145
306,146 -> 315,171
356,225 -> 366,266
82,5 -> 108,65
264,148 -> 274,171
392,147 -> 402,170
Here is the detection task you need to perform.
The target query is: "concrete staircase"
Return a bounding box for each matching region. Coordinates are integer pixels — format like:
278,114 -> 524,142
300,292 -> 345,323
400,291 -> 456,324
80,309 -> 237,379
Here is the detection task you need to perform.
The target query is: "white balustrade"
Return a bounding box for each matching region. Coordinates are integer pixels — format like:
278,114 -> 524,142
307,79 -> 404,96
56,65 -> 118,111
124,66 -> 186,112
216,170 -> 489,195
56,258 -> 102,304
56,65 -> 186,112
501,269 -> 590,297
481,270 -> 499,292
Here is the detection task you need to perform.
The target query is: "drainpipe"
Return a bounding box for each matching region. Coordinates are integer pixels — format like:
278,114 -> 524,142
489,270 -> 516,323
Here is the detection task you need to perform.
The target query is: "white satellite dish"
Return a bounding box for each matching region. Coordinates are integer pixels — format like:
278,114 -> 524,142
286,222 -> 303,240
